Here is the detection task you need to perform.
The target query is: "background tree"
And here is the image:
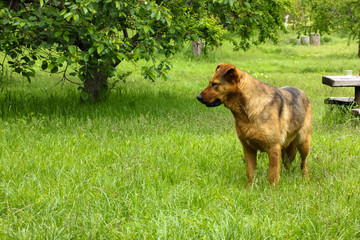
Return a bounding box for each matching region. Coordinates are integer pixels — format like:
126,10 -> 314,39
286,0 -> 312,32
304,0 -> 360,57
0,0 -> 291,101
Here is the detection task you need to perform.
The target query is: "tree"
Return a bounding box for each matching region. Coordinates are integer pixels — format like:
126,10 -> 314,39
0,0 -> 291,101
286,0 -> 312,32
304,0 -> 360,57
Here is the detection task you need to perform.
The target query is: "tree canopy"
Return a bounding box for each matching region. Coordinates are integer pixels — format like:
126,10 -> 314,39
303,0 -> 360,57
0,0 -> 291,101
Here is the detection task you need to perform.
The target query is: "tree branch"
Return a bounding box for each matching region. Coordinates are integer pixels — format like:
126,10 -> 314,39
131,33 -> 140,46
347,9 -> 359,23
121,23 -> 129,39
8,0 -> 14,10
328,8 -> 343,18
110,32 -> 140,68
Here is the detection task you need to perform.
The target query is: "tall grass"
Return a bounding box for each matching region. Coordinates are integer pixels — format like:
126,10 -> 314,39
0,33 -> 360,239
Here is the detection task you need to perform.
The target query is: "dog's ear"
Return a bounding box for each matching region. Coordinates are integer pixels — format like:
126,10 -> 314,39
215,64 -> 221,72
216,64 -> 240,82
224,67 -> 235,77
224,67 -> 242,83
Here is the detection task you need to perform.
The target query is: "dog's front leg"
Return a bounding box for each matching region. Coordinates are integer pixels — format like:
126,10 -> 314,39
268,144 -> 282,188
242,143 -> 257,189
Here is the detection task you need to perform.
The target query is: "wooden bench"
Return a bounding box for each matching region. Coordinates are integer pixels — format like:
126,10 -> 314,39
352,108 -> 360,117
322,76 -> 360,116
324,97 -> 355,105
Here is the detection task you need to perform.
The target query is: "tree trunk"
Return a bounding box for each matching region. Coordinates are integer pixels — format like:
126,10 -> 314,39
310,33 -> 320,46
83,69 -> 108,102
192,38 -> 203,56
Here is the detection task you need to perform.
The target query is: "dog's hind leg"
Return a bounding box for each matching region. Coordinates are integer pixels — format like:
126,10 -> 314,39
282,141 -> 297,170
297,133 -> 311,180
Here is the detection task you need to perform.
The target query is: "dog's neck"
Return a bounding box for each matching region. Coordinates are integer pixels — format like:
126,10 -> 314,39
226,93 -> 250,121
224,73 -> 248,112
225,74 -> 267,123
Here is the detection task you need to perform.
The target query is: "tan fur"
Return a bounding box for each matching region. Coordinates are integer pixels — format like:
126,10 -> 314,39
197,63 -> 312,188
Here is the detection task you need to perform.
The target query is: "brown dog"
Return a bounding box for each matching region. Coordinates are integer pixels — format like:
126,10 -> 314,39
197,63 -> 312,188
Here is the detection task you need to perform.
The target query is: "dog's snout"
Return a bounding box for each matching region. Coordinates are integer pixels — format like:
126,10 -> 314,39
197,94 -> 203,102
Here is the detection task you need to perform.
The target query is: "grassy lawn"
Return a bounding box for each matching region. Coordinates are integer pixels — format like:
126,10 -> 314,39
1,33 -> 360,239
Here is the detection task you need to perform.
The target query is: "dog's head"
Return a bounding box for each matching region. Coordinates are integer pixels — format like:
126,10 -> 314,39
197,63 -> 241,107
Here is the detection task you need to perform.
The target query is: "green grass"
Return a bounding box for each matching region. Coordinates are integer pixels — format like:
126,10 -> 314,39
1,33 -> 360,239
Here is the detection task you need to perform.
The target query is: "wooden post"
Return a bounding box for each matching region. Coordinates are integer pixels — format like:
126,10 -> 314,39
301,36 -> 310,45
310,33 -> 320,46
192,39 -> 203,56
355,86 -> 360,106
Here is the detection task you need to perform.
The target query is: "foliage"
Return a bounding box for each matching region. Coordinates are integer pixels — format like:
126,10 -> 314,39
0,0 -> 291,100
286,0 -> 312,34
304,0 -> 360,57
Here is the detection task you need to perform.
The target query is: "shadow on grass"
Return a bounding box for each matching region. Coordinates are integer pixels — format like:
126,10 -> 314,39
0,87 -> 201,120
0,85 -> 233,136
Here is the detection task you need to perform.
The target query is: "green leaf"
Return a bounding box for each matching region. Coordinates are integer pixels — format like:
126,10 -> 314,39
165,17 -> 172,27
149,73 -> 156,81
58,56 -> 67,64
97,44 -> 105,54
21,56 -> 30,63
73,14 -> 79,21
161,73 -> 170,81
88,47 -> 96,55
80,91 -> 89,100
68,45 -> 76,55
191,34 -> 200,42
40,0 -> 44,7
41,61 -> 48,70
46,18 -> 54,25
117,52 -> 127,60
63,31 -> 70,42
64,12 -> 73,20
55,31 -> 63,38
31,55 -> 38,61
10,51 -> 17,59
139,8 -> 147,17
59,9 -> 67,16
156,12 -> 161,21
83,54 -> 90,62
22,71 -> 33,77
143,25 -> 150,33
51,66 -> 58,73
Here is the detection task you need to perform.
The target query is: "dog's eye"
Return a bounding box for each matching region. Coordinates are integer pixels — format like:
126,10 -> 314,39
211,82 -> 218,87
